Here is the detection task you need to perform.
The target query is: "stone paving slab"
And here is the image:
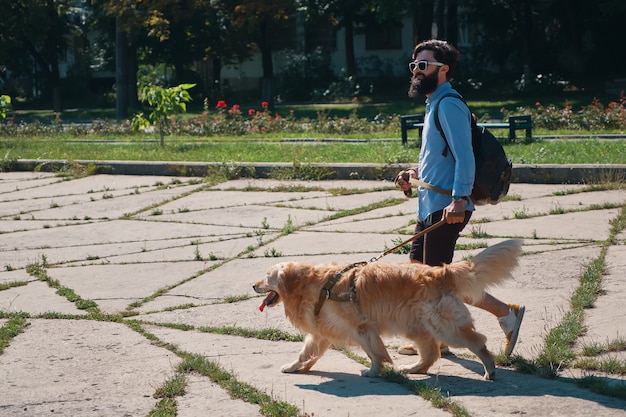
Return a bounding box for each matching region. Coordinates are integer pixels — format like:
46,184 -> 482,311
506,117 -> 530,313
145,326 -> 448,417
0,319 -> 180,417
0,173 -> 624,416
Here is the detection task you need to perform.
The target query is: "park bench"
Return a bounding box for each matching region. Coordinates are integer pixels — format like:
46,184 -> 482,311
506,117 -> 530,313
400,114 -> 532,145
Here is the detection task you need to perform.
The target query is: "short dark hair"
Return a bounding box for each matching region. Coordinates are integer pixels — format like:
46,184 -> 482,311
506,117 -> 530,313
412,39 -> 460,77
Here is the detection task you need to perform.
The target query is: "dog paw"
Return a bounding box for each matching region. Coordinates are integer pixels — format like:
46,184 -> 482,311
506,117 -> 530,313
483,370 -> 496,381
397,363 -> 428,374
360,367 -> 381,377
280,363 -> 301,373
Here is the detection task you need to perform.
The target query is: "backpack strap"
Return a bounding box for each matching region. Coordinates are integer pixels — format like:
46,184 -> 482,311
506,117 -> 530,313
433,93 -> 469,158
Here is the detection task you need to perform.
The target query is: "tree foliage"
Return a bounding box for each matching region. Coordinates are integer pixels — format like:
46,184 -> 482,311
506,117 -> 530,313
1,0 -> 625,110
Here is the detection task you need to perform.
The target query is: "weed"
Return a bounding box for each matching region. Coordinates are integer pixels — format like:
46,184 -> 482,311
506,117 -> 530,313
468,225 -> 491,238
513,205 -> 530,219
193,243 -> 202,261
387,237 -> 411,254
550,203 -> 565,214
263,247 -> 283,257
281,215 -> 294,234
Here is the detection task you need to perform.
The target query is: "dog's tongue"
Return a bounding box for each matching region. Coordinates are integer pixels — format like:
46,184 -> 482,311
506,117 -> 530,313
259,291 -> 276,312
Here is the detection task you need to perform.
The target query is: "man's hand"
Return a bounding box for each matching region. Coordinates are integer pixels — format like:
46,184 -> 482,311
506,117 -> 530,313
395,169 -> 417,197
443,199 -> 466,224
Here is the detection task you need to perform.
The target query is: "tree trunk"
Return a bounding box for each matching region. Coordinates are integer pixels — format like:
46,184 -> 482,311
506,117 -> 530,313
412,0 -> 435,46
258,18 -> 274,109
127,41 -> 138,110
344,13 -> 357,76
447,0 -> 458,46
115,17 -> 129,120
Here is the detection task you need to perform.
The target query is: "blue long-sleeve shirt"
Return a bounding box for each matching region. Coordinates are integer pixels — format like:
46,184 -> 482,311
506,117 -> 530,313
417,82 -> 475,222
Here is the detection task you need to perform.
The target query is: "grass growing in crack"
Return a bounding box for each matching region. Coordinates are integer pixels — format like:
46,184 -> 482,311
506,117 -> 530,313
129,321 -> 301,417
149,374 -> 187,416
140,321 -> 303,342
0,281 -> 29,291
26,261 -> 100,313
340,348 -> 471,417
223,294 -> 250,303
456,242 -> 489,251
178,353 -> 300,417
325,198 -> 406,221
525,205 -> 626,397
552,181 -> 625,196
0,315 -> 30,354
153,374 -> 187,399
197,325 -> 303,342
581,336 -> 626,356
574,357 -> 626,375
575,375 -> 626,399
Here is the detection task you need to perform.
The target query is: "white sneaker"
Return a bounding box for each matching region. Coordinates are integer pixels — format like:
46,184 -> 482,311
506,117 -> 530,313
499,304 -> 525,356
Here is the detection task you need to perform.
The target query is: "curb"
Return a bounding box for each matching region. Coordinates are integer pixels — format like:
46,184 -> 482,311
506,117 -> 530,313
13,159 -> 626,184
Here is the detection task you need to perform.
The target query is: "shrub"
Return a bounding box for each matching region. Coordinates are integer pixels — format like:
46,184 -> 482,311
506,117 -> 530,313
505,92 -> 626,131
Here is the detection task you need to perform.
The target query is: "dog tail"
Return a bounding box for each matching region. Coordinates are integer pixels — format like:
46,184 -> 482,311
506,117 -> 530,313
446,239 -> 522,303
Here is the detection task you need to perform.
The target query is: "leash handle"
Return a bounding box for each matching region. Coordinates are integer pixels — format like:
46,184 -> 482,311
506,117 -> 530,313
370,218 -> 448,262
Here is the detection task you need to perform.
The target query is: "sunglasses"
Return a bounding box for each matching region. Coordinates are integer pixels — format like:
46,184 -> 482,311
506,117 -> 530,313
409,60 -> 444,73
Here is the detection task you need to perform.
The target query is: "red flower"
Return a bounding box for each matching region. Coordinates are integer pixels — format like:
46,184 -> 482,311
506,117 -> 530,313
215,100 -> 227,109
261,101 -> 269,109
535,101 -> 541,106
248,108 -> 256,115
229,104 -> 241,115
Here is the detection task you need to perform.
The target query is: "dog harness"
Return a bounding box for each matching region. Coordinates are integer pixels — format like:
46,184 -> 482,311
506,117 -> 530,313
312,219 -> 449,316
314,261 -> 366,316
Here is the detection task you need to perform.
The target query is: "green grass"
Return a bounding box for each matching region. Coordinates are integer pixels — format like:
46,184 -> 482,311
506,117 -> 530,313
509,206 -> 626,399
2,137 -> 626,165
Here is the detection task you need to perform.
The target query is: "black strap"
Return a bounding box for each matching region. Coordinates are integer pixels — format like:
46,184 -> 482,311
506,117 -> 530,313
314,261 -> 367,316
433,93 -> 471,158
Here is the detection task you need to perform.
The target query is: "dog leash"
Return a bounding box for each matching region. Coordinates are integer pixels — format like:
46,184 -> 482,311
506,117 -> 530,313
368,217 -> 449,262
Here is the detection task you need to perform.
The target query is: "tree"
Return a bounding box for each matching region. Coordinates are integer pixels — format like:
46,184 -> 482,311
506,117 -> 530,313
0,0 -> 77,112
297,0 -> 365,77
92,0 -> 150,119
139,0 -> 251,98
132,83 -> 195,146
226,0 -> 297,108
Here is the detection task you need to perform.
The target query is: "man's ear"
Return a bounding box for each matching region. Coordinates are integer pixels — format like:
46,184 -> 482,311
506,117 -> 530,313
439,64 -> 449,79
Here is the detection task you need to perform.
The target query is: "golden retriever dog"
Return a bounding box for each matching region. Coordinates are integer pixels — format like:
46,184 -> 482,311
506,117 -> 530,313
253,239 -> 521,380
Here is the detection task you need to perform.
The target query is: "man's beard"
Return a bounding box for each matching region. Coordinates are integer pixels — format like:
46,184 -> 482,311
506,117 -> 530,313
408,69 -> 440,97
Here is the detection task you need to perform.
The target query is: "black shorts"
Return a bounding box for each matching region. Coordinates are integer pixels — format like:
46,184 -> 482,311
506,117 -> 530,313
409,209 -> 472,266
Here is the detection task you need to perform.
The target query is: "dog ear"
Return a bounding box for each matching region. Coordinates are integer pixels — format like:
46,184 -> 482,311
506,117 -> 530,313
267,263 -> 286,287
277,265 -> 285,283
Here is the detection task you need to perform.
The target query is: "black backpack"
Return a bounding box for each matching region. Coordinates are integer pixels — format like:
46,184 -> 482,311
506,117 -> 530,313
434,93 -> 512,205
